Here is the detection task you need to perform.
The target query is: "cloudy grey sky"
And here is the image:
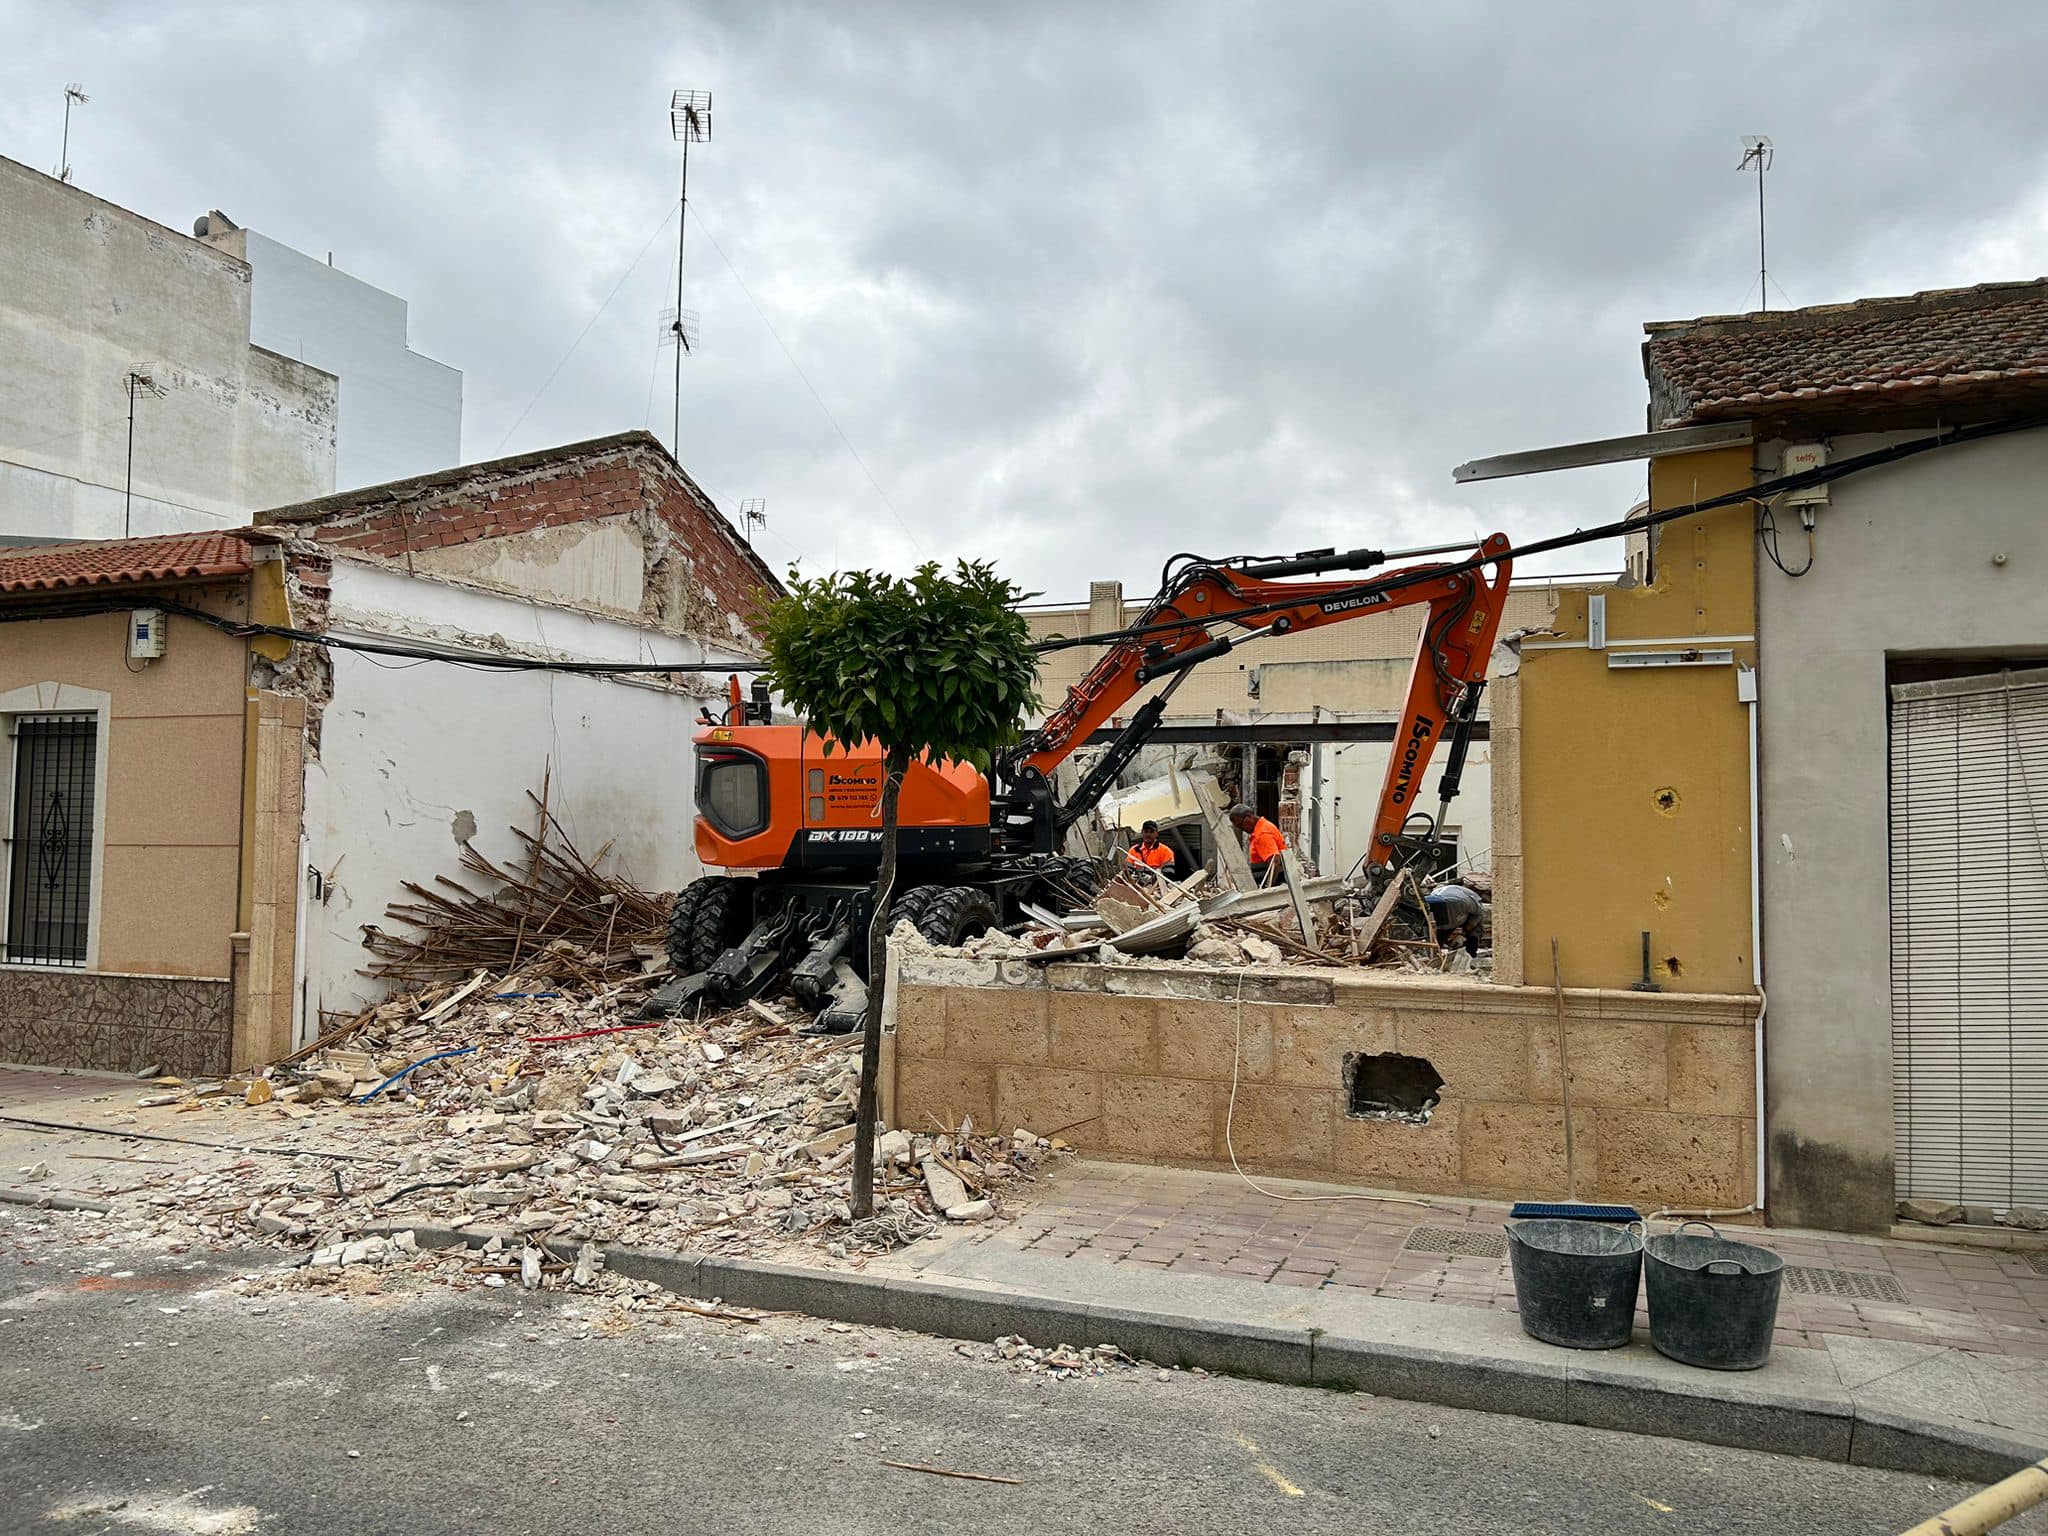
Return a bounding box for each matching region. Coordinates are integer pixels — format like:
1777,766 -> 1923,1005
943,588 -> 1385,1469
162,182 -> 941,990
5,1 -> 2045,599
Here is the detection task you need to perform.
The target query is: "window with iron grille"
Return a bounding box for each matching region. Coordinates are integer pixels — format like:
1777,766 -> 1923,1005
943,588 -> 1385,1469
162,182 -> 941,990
5,714 -> 97,967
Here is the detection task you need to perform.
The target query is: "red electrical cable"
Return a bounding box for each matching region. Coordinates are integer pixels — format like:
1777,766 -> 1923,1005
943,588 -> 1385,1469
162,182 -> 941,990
523,1020 -> 663,1046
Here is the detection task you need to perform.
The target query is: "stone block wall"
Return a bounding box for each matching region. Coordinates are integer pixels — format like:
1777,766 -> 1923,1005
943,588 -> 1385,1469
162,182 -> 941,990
0,971 -> 232,1076
890,957 -> 1758,1209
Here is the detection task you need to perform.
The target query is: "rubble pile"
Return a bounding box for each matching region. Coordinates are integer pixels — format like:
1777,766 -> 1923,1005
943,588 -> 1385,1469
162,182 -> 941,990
955,1335 -> 1144,1380
126,976 -> 1062,1281
1007,861 -> 1490,976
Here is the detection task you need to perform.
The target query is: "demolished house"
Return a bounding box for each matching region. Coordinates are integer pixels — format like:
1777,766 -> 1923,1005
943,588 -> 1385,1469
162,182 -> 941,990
0,433 -> 772,1077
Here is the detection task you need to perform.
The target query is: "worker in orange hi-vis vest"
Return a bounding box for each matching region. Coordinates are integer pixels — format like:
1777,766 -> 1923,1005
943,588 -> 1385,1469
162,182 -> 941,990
1125,820 -> 1177,882
1228,802 -> 1288,885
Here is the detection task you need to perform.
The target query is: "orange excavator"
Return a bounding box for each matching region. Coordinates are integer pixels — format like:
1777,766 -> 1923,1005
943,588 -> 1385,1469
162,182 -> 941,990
650,536 -> 1512,1029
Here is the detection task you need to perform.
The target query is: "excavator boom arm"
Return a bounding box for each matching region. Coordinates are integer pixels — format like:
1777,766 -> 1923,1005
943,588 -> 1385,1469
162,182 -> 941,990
1013,534 -> 1513,871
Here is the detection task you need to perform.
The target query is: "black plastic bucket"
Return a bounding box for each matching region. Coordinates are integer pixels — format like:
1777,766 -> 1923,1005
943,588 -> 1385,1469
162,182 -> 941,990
1644,1220 -> 1783,1371
1506,1218 -> 1644,1349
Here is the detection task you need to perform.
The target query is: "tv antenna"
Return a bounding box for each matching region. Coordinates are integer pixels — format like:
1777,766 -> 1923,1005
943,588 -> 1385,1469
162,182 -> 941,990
668,89 -> 712,459
57,83 -> 88,183
1738,135 -> 1773,312
657,306 -> 700,353
738,498 -> 766,547
122,367 -> 169,538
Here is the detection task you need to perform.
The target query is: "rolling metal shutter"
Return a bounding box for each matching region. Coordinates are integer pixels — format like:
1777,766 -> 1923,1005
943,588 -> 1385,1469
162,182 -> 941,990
1890,667 -> 2048,1212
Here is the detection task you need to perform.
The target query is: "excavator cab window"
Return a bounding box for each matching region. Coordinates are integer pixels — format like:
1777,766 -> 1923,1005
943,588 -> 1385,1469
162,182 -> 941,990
696,746 -> 768,839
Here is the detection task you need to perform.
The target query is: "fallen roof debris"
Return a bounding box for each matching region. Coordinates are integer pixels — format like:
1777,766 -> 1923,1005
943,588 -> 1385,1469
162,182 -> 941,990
63,808 -> 1066,1300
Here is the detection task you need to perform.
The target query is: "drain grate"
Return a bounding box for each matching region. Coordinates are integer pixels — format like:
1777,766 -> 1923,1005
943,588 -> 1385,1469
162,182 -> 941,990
1402,1226 -> 1508,1260
1782,1266 -> 1908,1304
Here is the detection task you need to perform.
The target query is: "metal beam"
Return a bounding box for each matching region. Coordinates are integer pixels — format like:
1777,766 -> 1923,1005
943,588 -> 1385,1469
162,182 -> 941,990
1453,422 -> 1753,484
1081,721 -> 1491,747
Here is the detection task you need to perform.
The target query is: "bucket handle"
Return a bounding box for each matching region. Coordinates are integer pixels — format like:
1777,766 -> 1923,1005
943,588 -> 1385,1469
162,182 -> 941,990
1704,1260 -> 1752,1276
1673,1218 -> 1722,1239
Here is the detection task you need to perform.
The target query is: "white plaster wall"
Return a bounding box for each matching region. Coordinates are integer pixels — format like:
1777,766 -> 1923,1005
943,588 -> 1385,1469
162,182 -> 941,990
228,229 -> 461,493
298,560 -> 756,1031
1314,738 -> 1493,879
1758,426 -> 2048,1229
0,158 -> 336,542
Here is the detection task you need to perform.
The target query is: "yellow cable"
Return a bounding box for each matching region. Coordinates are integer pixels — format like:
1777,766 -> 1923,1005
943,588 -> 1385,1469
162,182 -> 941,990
1222,967 -> 1432,1208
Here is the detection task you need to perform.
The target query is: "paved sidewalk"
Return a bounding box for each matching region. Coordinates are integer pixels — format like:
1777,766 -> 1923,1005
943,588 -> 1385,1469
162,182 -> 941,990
948,1158 -> 2048,1360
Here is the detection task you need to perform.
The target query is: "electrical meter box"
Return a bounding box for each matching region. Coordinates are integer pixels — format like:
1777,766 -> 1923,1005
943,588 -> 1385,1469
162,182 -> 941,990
129,608 -> 166,660
1781,443 -> 1830,506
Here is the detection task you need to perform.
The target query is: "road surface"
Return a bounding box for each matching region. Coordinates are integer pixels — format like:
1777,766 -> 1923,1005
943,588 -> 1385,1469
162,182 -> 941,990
0,1213 -> 2034,1535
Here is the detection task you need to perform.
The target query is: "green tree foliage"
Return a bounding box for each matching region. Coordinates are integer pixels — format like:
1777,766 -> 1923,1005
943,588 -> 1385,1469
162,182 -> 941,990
757,560 -> 1038,1216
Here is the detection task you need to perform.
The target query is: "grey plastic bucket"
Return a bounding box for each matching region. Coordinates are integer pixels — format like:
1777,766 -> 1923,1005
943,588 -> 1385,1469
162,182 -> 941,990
1506,1218 -> 1644,1349
1644,1220 -> 1783,1371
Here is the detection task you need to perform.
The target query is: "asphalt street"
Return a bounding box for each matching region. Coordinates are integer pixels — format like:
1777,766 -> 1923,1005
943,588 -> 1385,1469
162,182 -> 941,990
0,1213 -> 2037,1536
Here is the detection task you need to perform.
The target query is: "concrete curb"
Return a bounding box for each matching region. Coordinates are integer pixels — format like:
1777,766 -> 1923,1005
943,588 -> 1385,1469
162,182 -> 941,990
368,1220 -> 2043,1480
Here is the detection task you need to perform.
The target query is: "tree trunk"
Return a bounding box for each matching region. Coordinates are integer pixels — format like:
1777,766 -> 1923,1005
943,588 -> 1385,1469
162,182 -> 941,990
850,749 -> 908,1220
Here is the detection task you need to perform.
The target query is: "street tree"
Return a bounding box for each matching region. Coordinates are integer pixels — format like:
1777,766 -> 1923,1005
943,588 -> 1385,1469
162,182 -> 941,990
757,560 -> 1038,1218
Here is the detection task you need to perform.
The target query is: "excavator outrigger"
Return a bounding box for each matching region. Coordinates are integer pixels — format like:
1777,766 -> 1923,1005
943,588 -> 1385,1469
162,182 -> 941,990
645,534 -> 1513,1030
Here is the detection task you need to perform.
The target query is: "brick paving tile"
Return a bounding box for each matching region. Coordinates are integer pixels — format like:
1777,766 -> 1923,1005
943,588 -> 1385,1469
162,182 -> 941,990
1269,1270 -> 1326,1289
981,1162 -> 2048,1359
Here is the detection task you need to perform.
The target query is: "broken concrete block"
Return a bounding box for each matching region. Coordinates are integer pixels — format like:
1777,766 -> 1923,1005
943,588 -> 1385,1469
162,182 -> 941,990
874,1129 -> 913,1165
631,1073 -> 680,1097
923,1162 -> 971,1213
945,1199 -> 994,1222
1186,934 -> 1247,966
1240,935 -> 1285,964
520,1248 -> 542,1290
2004,1205 -> 2048,1231
244,1078 -> 274,1107
533,1074 -> 582,1111
1961,1204 -> 1998,1227
807,1124 -> 858,1159
1897,1198 -> 1962,1226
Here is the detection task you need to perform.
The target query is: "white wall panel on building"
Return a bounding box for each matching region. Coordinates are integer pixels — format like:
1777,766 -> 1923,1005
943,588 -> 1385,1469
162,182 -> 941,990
1313,738 -> 1492,879
222,229 -> 462,491
297,561 -> 751,1031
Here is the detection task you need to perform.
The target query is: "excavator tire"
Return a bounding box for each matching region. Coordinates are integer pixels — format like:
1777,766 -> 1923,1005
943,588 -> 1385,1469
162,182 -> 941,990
666,876 -> 750,974
1033,856 -> 1102,909
885,884 -> 941,932
910,885 -> 1001,948
665,881 -> 711,972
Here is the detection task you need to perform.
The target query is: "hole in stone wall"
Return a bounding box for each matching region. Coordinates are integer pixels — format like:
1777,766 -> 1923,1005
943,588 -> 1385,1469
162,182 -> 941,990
1344,1052 -> 1444,1124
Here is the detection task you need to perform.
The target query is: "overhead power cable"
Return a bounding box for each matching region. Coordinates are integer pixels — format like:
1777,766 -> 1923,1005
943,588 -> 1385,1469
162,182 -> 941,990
3,416 -> 2032,679
1031,417 -> 2045,655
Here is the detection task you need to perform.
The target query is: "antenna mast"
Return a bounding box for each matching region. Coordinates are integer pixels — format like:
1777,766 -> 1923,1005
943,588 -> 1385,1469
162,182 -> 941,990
668,89 -> 712,458
1738,135 -> 1773,312
738,498 -> 766,547
57,84 -> 88,183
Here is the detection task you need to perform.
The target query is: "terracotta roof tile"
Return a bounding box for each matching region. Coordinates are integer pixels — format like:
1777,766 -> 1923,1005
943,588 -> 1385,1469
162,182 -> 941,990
0,530 -> 260,595
1643,279 -> 2048,429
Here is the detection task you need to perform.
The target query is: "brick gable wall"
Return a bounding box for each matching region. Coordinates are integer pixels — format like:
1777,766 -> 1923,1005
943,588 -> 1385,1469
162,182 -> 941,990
283,437 -> 777,641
